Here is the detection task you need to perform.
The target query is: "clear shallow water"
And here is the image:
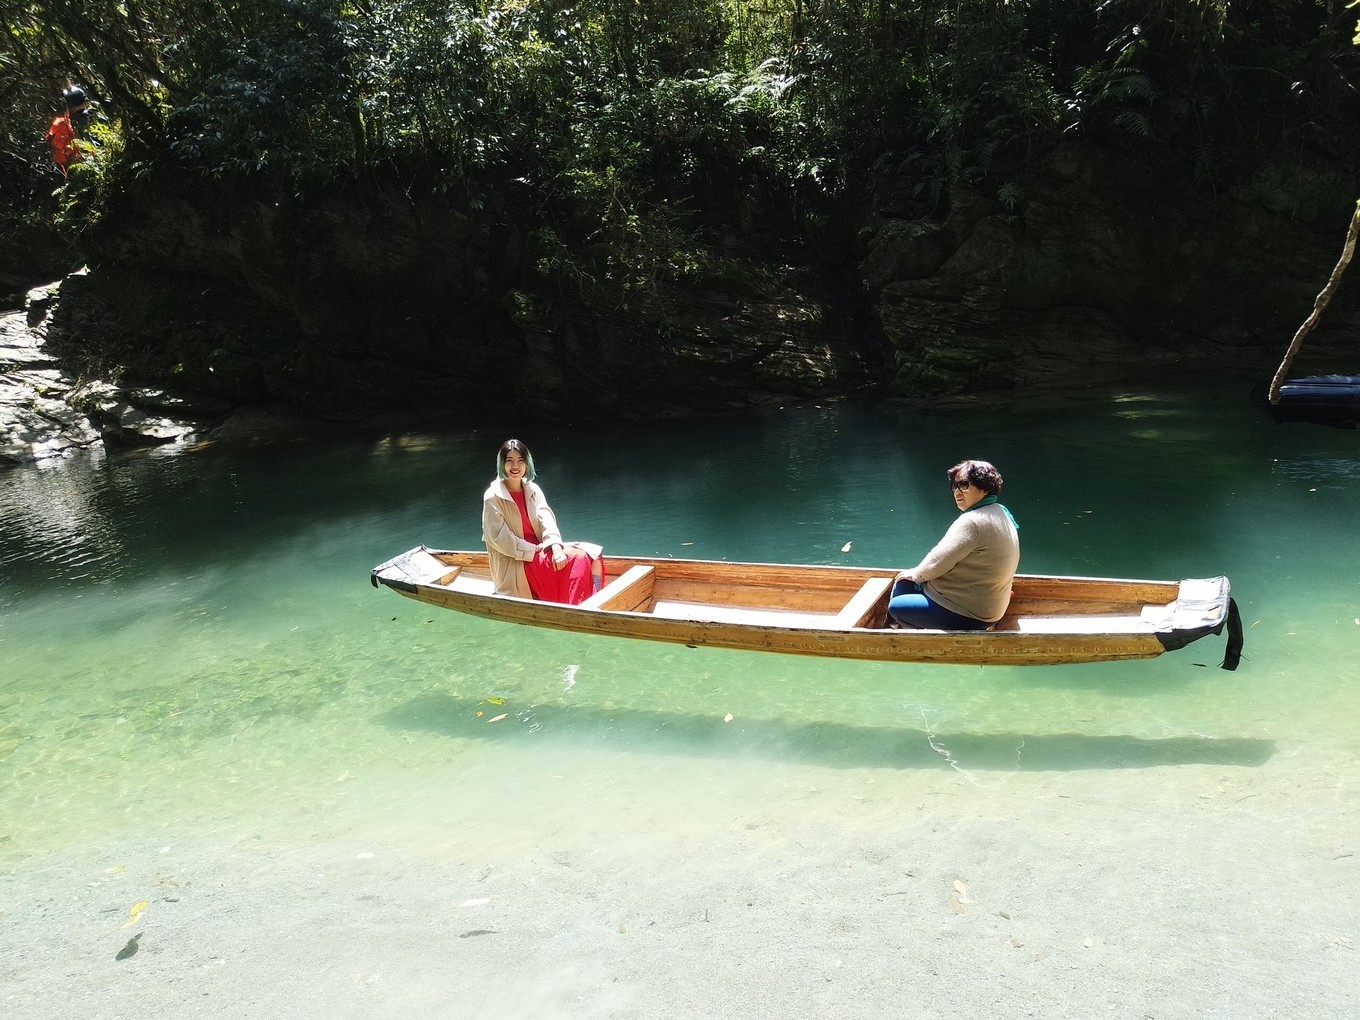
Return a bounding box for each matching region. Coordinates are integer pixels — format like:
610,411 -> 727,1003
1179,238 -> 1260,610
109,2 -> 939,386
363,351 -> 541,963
2,383 -> 1358,856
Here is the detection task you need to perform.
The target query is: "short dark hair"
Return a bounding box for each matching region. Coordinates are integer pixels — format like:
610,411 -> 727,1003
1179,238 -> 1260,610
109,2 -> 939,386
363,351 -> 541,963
496,438 -> 537,481
948,459 -> 1003,495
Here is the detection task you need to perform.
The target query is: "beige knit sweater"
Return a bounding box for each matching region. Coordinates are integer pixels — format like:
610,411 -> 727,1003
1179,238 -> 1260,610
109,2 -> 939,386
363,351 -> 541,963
911,503 -> 1020,622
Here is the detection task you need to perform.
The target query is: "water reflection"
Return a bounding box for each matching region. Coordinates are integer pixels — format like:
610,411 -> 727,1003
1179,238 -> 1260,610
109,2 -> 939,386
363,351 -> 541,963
0,449 -> 127,587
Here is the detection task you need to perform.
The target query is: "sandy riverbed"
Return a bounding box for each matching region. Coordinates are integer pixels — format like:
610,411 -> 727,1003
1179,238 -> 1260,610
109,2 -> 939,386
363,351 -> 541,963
3,735 -> 1355,1020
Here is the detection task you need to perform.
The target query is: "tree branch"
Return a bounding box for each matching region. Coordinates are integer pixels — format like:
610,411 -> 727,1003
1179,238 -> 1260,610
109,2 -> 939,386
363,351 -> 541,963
1269,197 -> 1360,404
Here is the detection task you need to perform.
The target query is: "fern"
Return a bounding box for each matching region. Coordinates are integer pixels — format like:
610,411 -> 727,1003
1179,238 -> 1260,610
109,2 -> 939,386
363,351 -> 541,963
1113,111 -> 1153,138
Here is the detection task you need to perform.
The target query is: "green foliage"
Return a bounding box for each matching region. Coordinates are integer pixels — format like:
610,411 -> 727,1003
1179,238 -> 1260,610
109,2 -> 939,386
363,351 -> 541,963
164,0 -> 363,181
51,116 -> 126,230
0,0 -> 1357,285
529,61 -> 801,308
1068,66 -> 1159,139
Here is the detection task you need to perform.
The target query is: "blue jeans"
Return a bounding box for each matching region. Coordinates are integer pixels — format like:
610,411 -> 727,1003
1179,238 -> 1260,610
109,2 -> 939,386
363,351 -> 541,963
887,578 -> 991,631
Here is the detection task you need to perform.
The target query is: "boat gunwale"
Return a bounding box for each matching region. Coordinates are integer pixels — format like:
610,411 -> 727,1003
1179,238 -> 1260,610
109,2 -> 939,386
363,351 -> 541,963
397,547 -> 1184,595
371,547 -> 1235,667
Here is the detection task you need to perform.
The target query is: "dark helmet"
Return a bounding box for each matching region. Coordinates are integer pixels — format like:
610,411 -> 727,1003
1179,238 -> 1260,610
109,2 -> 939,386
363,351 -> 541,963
63,86 -> 88,109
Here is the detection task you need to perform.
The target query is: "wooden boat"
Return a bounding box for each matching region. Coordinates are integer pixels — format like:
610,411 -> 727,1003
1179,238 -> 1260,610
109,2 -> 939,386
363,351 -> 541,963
371,547 -> 1242,669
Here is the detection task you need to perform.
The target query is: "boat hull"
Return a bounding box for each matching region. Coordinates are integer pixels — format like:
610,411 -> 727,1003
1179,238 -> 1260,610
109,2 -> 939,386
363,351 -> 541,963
371,549 -> 1241,668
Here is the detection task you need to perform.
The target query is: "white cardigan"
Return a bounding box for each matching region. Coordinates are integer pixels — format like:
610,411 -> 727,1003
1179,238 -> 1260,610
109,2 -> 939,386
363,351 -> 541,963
481,478 -> 563,598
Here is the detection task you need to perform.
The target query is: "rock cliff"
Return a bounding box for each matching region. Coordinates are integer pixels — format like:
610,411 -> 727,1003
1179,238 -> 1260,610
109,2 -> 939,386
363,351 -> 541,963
11,138 -> 1360,461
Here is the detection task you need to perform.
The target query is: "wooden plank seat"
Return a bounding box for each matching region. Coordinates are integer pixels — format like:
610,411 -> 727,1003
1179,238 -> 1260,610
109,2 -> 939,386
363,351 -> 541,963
580,564 -> 656,611
833,576 -> 895,629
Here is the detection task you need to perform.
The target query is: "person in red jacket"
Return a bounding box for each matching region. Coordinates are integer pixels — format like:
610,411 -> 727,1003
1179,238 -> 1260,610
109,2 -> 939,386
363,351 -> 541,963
46,86 -> 89,176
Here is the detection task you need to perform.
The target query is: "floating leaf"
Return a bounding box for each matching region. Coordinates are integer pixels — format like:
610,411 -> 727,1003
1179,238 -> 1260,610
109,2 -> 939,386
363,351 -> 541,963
460,897 -> 492,908
724,713 -> 734,723
122,900 -> 147,928
104,865 -> 125,875
841,542 -> 852,553
487,697 -> 505,705
487,713 -> 508,723
953,879 -> 967,894
948,895 -> 966,914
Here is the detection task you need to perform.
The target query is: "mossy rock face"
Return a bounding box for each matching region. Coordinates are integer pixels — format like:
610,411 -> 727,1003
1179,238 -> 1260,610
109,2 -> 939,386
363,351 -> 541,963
501,289 -> 537,326
43,167 -> 880,421
871,140 -> 1360,400
890,357 -> 972,397
31,131 -> 1360,424
924,346 -> 987,369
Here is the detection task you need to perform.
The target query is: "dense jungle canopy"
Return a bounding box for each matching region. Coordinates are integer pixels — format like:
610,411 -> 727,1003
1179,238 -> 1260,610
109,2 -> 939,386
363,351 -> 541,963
2,1 -> 1360,424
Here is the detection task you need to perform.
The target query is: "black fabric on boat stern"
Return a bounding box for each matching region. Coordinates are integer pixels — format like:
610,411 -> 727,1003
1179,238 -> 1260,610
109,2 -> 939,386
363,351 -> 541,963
1152,576 -> 1243,669
1219,598 -> 1243,671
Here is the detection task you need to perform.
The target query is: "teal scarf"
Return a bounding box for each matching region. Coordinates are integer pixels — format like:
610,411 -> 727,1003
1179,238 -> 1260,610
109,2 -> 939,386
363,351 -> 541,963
970,494 -> 1019,530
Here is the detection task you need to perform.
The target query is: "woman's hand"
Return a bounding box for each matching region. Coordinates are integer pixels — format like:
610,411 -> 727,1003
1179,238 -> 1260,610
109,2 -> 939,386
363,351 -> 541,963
548,542 -> 567,569
895,570 -> 914,583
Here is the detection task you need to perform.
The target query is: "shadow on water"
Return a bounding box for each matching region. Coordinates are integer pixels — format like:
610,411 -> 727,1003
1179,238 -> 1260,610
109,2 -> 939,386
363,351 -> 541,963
378,694 -> 1275,773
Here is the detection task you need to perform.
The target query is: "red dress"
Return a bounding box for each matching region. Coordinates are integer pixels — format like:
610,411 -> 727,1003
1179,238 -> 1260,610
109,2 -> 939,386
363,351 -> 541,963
510,490 -> 602,605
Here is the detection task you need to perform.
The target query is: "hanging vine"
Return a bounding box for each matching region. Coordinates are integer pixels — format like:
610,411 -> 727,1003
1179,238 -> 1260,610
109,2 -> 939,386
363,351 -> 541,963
1268,198 -> 1360,404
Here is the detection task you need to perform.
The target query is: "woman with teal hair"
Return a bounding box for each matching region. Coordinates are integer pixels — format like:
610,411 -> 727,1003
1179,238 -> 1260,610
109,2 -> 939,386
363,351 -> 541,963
482,439 -> 604,602
888,459 -> 1019,630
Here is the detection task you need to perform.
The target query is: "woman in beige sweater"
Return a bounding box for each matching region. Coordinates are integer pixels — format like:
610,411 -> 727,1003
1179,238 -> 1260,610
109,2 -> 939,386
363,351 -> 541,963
888,459 -> 1019,630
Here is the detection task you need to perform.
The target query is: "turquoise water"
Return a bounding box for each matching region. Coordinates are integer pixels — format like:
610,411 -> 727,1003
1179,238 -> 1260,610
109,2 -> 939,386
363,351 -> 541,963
2,382 -> 1357,858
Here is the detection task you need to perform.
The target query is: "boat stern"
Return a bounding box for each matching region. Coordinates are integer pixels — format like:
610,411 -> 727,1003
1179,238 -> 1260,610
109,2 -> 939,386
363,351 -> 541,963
1145,576 -> 1243,669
